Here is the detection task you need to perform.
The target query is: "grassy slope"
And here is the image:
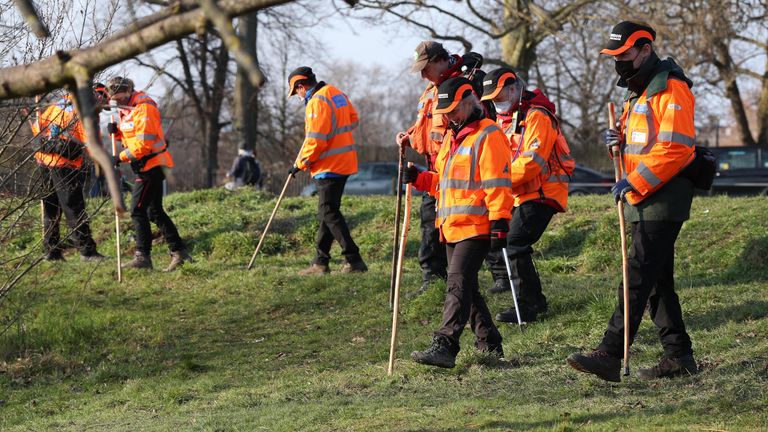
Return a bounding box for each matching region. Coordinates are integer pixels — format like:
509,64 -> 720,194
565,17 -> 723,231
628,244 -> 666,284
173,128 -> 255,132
0,189 -> 767,431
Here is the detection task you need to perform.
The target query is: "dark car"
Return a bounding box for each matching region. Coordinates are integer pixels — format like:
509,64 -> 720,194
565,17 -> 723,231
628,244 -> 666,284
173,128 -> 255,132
569,164 -> 614,195
707,146 -> 768,196
300,162 -> 425,196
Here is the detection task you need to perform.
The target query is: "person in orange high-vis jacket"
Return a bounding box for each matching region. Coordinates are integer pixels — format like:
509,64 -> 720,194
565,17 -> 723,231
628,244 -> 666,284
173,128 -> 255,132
395,41 -> 489,297
479,67 -> 575,324
567,21 -> 698,383
107,76 -> 193,272
404,77 -> 513,369
287,66 -> 368,275
34,84 -> 108,262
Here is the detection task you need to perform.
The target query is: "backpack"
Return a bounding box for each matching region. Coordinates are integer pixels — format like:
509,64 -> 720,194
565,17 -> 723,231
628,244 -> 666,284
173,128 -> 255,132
241,157 -> 260,186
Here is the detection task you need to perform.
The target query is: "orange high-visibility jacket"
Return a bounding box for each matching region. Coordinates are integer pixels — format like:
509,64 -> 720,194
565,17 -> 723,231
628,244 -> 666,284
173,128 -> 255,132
503,107 -> 574,211
619,78 -> 695,205
34,97 -> 86,169
406,83 -> 447,159
296,84 -> 359,177
420,118 -> 514,243
114,91 -> 173,171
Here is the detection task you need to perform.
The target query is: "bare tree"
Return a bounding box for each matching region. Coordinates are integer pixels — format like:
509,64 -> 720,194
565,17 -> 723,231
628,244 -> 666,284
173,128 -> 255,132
627,0 -> 768,147
343,0 -> 599,79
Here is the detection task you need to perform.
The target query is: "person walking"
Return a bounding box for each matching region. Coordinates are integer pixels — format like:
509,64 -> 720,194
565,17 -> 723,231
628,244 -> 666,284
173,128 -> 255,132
480,68 -> 575,324
396,41 -> 489,297
287,66 -> 368,275
567,21 -> 699,382
405,77 -> 513,368
107,76 -> 193,272
35,84 -> 109,262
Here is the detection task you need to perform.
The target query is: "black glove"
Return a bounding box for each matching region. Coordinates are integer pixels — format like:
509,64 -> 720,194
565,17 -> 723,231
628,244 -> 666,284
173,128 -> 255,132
112,155 -> 121,168
288,164 -> 301,178
401,165 -> 420,184
107,122 -> 119,135
490,219 -> 509,252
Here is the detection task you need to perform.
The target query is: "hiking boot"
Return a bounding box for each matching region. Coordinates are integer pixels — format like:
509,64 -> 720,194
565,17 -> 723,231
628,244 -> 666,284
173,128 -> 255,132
45,251 -> 65,262
411,335 -> 458,369
122,251 -> 153,270
298,263 -> 330,276
164,249 -> 194,272
488,278 -> 511,295
496,306 -> 538,324
637,355 -> 698,380
566,349 -> 621,382
339,260 -> 368,274
80,252 -> 106,262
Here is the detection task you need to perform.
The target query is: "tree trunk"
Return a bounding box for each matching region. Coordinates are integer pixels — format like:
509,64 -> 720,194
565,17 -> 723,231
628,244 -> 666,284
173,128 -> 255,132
757,53 -> 768,148
500,0 -> 536,79
714,41 -> 757,147
235,12 -> 259,151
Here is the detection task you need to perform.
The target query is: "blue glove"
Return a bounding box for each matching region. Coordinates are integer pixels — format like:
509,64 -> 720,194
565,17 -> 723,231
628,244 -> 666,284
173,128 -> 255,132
611,178 -> 634,203
602,128 -> 622,148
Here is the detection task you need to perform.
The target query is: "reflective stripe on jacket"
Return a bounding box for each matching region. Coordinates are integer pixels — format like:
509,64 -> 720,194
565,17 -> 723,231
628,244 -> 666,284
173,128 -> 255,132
296,84 -> 359,177
34,97 -> 85,169
619,78 -> 695,205
503,107 -> 574,211
421,118 -> 514,243
115,91 -> 173,171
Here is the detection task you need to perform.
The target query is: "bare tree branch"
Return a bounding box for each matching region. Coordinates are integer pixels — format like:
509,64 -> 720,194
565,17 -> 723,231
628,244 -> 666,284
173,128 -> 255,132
12,0 -> 50,38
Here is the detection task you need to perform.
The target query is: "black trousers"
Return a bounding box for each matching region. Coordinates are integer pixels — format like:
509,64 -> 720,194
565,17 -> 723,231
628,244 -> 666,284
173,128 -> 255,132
419,193 -> 448,282
41,166 -> 97,256
435,238 -> 502,351
598,220 -> 693,359
131,167 -> 185,254
486,201 -> 554,311
313,177 -> 362,265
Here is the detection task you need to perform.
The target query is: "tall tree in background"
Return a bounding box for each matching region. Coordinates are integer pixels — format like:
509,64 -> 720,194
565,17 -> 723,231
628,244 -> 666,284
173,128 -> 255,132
346,0 -> 597,79
234,12 -> 259,152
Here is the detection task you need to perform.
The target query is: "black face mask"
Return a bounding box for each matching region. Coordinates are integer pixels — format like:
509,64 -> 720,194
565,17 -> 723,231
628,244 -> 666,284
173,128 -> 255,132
615,60 -> 637,81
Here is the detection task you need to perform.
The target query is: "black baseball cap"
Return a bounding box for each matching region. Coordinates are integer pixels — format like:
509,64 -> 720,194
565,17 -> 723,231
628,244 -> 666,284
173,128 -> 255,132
434,77 -> 476,114
410,41 -> 449,73
480,68 -> 518,101
600,21 -> 656,56
287,66 -> 316,97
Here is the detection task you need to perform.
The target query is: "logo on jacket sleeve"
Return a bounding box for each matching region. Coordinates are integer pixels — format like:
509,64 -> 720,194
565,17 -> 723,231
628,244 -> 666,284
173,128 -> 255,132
331,94 -> 348,108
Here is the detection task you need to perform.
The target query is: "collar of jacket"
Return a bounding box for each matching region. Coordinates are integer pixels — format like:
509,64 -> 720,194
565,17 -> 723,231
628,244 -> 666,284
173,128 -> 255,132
449,108 -> 485,153
618,51 -> 660,94
304,81 -> 327,104
622,56 -> 694,101
436,55 -> 462,86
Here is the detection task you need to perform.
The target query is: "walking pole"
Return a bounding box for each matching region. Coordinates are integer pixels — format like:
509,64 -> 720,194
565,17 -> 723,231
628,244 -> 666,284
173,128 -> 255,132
247,173 -> 292,270
388,163 -> 414,376
608,102 -> 631,376
389,144 -> 406,309
110,113 -> 122,282
501,248 -> 524,331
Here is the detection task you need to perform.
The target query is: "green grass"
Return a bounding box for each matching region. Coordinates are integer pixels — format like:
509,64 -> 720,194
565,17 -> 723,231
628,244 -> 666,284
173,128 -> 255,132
1,189 -> 767,431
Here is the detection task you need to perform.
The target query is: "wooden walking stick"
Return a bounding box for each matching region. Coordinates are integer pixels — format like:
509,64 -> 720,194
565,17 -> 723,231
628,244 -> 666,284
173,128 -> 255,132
387,163 -> 414,376
110,113 -> 123,282
247,173 -> 292,270
608,102 -> 631,376
389,144 -> 406,309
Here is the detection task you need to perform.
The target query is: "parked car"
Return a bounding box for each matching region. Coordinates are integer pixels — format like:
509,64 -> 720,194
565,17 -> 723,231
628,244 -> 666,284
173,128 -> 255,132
569,164 -> 614,195
300,162 -> 425,196
707,146 -> 768,196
